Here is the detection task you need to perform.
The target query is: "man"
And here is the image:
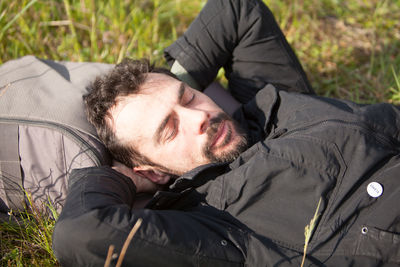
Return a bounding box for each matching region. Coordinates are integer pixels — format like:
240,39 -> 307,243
83,58 -> 248,182
52,0 -> 400,266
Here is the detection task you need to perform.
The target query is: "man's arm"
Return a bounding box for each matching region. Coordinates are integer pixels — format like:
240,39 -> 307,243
165,0 -> 314,104
52,167 -> 245,266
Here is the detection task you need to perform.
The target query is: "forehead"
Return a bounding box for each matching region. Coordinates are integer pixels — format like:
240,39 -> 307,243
140,72 -> 177,92
110,73 -> 179,143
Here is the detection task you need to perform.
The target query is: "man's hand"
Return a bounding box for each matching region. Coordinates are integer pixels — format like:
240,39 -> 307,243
112,161 -> 160,193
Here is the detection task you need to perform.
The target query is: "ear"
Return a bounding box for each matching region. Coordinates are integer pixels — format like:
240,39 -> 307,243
133,166 -> 171,185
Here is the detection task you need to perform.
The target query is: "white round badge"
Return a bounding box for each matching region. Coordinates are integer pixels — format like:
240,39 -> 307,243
367,182 -> 383,198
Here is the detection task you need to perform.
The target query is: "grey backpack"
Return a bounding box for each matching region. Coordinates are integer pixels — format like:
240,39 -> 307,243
0,56 -> 112,214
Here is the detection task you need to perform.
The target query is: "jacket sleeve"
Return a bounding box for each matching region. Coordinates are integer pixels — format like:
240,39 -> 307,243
52,167 -> 245,267
164,0 -> 314,104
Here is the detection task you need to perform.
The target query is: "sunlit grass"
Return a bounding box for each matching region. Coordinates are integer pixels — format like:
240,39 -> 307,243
265,0 -> 400,103
1,0 -> 399,103
0,0 -> 204,63
0,196 -> 59,266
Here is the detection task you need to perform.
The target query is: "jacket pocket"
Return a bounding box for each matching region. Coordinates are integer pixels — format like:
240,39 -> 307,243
355,225 -> 400,264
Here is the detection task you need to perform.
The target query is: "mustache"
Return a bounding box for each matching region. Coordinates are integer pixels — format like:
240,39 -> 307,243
208,113 -> 230,129
205,112 -> 232,150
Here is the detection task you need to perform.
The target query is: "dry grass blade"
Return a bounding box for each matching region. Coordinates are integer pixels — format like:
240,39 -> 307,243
0,82 -> 11,97
103,218 -> 143,267
116,218 -> 143,267
104,245 -> 115,267
301,197 -> 322,267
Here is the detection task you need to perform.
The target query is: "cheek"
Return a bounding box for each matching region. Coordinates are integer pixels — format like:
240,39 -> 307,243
174,135 -> 203,160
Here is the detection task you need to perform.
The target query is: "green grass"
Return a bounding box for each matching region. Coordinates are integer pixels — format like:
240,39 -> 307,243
266,0 -> 400,103
1,0 -> 400,103
0,0 -> 203,63
0,197 -> 59,266
0,0 -> 400,265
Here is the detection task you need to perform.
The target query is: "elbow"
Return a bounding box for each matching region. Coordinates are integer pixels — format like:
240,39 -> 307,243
52,212 -> 117,266
52,215 -> 98,266
52,217 -> 77,266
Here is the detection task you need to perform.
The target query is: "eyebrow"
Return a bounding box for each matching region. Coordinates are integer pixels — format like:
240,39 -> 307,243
154,82 -> 185,145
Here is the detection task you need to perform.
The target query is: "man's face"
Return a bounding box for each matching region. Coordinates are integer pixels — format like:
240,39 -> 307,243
110,73 -> 247,176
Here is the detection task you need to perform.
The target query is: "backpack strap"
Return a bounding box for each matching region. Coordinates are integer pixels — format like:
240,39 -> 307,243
0,123 -> 25,211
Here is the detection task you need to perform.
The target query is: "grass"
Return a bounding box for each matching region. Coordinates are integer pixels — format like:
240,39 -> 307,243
0,0 -> 399,104
0,0 -> 399,265
301,198 -> 322,267
0,196 -> 59,266
267,0 -> 400,103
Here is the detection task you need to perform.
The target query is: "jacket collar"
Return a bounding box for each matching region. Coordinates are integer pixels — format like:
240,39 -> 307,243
168,162 -> 229,192
146,162 -> 229,209
233,84 -> 279,145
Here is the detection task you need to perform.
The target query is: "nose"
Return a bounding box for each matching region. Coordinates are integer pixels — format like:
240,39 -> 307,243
177,106 -> 209,135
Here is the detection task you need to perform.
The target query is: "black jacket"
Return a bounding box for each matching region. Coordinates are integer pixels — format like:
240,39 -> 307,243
53,85 -> 400,266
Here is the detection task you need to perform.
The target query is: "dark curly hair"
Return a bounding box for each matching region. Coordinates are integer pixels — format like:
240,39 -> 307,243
84,58 -> 177,169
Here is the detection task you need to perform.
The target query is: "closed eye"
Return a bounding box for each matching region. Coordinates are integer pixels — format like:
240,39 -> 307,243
165,117 -> 178,141
167,90 -> 193,142
184,92 -> 195,106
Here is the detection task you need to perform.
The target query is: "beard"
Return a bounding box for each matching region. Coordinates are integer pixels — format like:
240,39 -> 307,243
203,112 -> 248,163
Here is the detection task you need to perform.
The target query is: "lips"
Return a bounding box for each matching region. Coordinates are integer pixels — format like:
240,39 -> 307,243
210,120 -> 229,149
